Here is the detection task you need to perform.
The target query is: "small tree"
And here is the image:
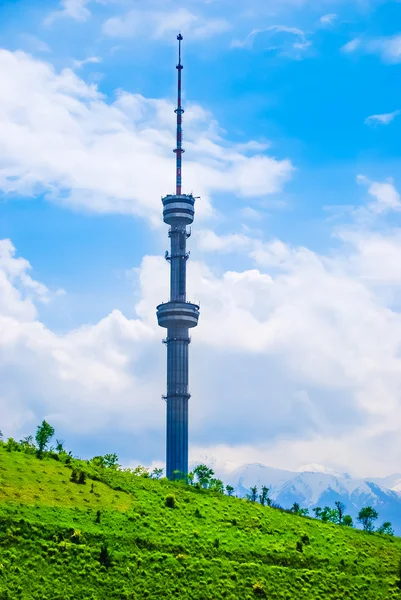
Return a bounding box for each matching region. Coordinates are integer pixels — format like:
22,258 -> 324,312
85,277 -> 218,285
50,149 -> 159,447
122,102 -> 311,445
321,506 -> 337,523
35,420 -> 55,457
334,501 -> 346,524
55,439 -> 65,453
248,486 -> 258,503
290,502 -> 308,517
103,453 -> 119,469
193,464 -> 214,489
20,436 -> 35,453
342,515 -> 353,527
259,486 -> 270,507
225,485 -> 235,497
91,456 -> 105,468
357,506 -> 378,532
313,507 -> 322,519
377,521 -> 394,536
151,467 -> 164,480
210,478 -> 224,494
130,465 -> 149,477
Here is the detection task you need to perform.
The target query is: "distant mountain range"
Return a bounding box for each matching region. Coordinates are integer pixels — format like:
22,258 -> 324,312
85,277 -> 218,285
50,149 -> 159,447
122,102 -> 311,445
199,460 -> 401,535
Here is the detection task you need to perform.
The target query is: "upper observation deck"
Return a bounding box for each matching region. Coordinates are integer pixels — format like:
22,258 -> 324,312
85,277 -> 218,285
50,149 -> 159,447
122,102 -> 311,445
162,194 -> 195,226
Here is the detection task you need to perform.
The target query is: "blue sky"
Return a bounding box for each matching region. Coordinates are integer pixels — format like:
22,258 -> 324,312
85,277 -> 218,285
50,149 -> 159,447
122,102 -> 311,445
1,0 -> 401,476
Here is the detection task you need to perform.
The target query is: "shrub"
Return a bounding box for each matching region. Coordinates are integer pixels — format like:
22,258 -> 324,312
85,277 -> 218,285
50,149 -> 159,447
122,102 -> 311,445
95,510 -> 101,524
5,438 -> 20,453
296,541 -> 303,553
213,538 -> 220,549
70,469 -> 86,484
377,522 -> 394,536
252,582 -> 267,597
301,534 -> 310,545
99,544 -> 112,568
70,529 -> 84,544
194,508 -> 202,518
165,495 -> 176,509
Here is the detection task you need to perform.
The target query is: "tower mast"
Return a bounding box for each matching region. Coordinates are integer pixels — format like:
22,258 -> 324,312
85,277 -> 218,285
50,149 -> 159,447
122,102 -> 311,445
174,33 -> 184,196
156,34 -> 200,480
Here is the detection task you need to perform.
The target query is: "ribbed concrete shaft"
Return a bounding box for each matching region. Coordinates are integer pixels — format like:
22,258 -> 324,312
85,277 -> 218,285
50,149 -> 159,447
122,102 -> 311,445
166,325 -> 190,479
169,228 -> 187,302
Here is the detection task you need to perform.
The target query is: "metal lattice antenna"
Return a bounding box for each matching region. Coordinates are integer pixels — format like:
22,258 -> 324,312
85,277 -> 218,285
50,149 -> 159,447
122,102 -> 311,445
174,33 -> 184,195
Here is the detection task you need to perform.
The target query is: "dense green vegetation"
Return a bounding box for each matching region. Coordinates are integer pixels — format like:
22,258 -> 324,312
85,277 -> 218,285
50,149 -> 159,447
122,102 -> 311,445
1,429 -> 401,599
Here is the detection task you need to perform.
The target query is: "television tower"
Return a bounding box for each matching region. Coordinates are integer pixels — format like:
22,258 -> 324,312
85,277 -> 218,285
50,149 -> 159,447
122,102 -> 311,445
156,34 -> 200,480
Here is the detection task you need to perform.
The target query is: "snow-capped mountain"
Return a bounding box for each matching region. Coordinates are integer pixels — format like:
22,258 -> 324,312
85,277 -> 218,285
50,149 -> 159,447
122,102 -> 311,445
200,460 -> 401,534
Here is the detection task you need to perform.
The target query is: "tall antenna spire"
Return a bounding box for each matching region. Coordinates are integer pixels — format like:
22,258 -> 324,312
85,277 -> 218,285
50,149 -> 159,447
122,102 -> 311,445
174,33 -> 184,195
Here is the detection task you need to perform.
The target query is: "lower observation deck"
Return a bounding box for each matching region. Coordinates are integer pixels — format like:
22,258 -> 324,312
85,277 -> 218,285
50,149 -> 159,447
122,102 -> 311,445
156,301 -> 200,329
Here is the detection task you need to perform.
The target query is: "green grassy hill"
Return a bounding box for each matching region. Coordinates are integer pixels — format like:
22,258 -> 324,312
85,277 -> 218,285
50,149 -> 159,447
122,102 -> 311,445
1,445 -> 401,599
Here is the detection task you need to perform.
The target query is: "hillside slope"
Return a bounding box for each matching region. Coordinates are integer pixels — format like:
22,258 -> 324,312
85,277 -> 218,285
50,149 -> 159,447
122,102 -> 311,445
209,461 -> 401,534
1,448 -> 401,599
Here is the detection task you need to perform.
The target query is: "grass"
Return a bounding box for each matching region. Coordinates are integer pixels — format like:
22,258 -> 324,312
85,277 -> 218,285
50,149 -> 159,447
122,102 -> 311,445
1,446 -> 401,599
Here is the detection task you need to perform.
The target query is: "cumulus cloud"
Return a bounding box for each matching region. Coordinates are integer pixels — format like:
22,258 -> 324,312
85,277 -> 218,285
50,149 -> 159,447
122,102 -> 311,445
45,0 -> 91,25
0,239 -> 160,446
103,8 -> 230,40
342,34 -> 401,63
320,14 -> 337,26
357,175 -> 401,214
0,50 -> 292,226
365,110 -> 400,126
342,38 -> 361,54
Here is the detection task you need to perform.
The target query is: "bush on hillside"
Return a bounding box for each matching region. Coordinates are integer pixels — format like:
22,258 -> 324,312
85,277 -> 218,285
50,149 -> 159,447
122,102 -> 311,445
99,544 -> 112,568
252,582 -> 267,597
165,495 -> 176,509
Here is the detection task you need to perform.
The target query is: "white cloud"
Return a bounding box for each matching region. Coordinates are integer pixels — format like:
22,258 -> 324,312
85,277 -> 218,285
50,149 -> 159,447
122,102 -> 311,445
342,34 -> 401,63
0,239 -> 159,440
357,175 -> 401,214
342,38 -> 361,54
320,13 -> 337,26
45,0 -> 91,25
369,34 -> 401,63
73,56 -> 102,69
103,8 -> 230,40
0,50 -> 292,225
197,230 -> 253,253
19,35 -> 51,54
365,110 -> 400,126
231,24 -> 311,59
